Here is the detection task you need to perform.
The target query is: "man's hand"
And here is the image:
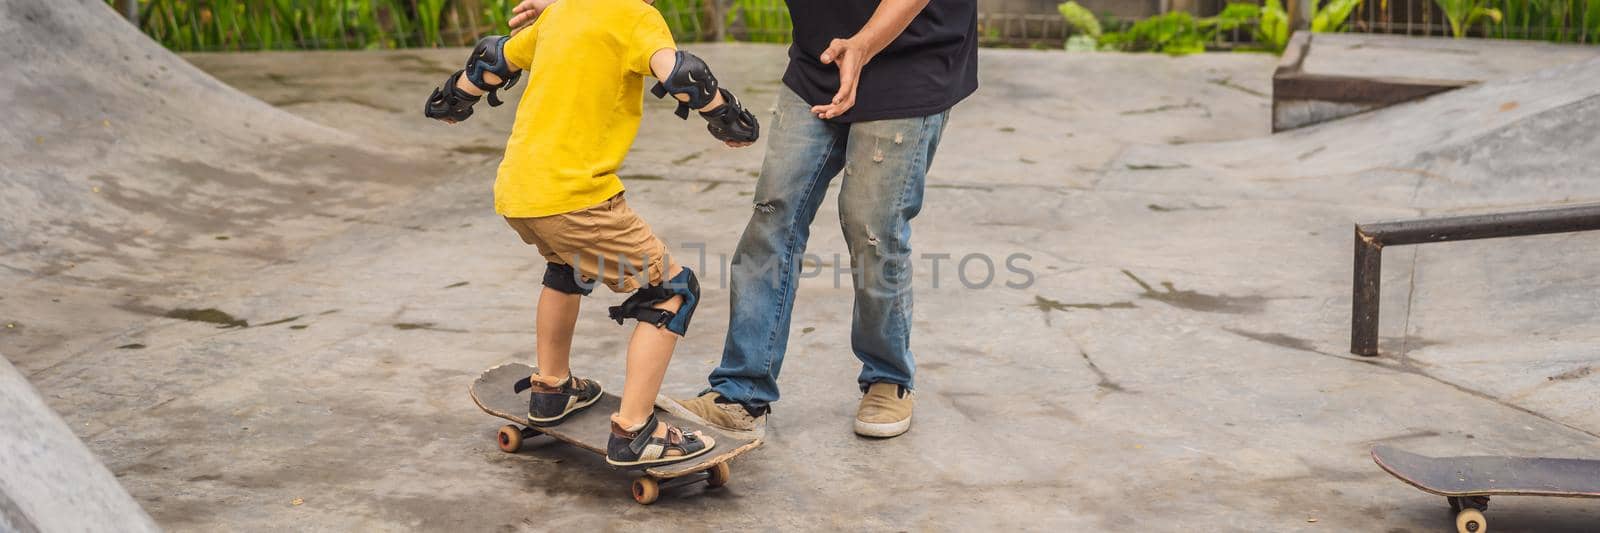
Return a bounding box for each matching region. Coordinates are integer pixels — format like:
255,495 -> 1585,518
811,37 -> 875,120
509,0 -> 557,30
809,0 -> 928,120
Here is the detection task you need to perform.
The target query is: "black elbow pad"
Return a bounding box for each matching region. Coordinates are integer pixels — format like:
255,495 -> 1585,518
649,50 -> 719,119
464,35 -> 522,107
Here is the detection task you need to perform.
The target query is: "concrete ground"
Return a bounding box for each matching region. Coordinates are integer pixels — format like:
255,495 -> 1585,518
5,1 -> 1600,531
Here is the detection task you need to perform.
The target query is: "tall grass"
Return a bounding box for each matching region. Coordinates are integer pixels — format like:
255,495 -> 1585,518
1485,0 -> 1600,42
726,0 -> 790,42
109,0 -> 787,52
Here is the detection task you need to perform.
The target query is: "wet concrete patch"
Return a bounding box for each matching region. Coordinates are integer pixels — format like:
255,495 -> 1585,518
1207,77 -> 1267,98
1548,366 -> 1594,382
393,322 -> 467,333
1078,349 -> 1130,394
1027,295 -> 1137,325
1121,270 -> 1271,314
450,145 -> 503,156
1120,99 -> 1211,117
1147,203 -> 1223,212
256,315 -> 301,327
1125,163 -> 1190,171
164,308 -> 249,328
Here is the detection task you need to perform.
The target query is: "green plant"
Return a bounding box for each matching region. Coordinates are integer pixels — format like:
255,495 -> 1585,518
1589,0 -> 1600,41
1255,0 -> 1364,52
1436,0 -> 1503,37
1312,0 -> 1363,32
724,0 -> 791,43
1057,1 -> 1102,50
1489,0 -> 1598,42
1097,4 -> 1255,55
107,0 -> 730,52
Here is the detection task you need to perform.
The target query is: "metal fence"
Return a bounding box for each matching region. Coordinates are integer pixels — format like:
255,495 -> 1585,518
976,0 -> 1600,49
976,8 -> 1266,49
1348,0 -> 1600,42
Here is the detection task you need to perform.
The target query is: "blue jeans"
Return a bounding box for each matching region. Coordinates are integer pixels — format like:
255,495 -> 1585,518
708,88 -> 949,409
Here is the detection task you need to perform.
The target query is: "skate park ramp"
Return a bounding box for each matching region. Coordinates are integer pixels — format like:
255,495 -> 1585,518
6,0 -> 1600,530
0,355 -> 160,532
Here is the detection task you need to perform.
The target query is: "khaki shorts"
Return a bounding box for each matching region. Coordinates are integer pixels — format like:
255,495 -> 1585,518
504,193 -> 669,293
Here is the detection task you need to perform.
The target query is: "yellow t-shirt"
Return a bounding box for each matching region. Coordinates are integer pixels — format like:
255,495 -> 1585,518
495,0 -> 676,218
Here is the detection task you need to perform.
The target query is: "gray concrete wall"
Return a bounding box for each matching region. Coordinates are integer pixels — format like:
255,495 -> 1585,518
0,355 -> 160,532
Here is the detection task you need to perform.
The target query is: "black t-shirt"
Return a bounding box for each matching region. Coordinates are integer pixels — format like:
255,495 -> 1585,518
782,0 -> 978,123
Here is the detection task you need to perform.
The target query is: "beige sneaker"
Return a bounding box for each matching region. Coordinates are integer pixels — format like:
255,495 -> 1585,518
855,382 -> 913,437
655,392 -> 766,440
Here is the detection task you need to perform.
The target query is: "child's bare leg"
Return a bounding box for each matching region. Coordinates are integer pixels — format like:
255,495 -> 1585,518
612,264 -> 685,435
535,286 -> 580,379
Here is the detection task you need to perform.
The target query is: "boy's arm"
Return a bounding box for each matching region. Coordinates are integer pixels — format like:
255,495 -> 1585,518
424,34 -> 527,124
647,49 -> 760,147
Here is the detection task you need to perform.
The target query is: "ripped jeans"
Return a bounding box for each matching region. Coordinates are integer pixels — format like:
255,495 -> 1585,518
707,87 -> 950,410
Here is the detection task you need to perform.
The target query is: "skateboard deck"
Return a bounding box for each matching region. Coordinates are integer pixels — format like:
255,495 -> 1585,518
470,363 -> 761,504
1372,445 -> 1600,532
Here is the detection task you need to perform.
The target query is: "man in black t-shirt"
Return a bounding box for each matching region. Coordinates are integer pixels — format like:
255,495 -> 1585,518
511,0 -> 977,439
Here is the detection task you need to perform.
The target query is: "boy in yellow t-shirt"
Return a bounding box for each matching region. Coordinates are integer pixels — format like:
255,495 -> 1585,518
424,0 -> 759,467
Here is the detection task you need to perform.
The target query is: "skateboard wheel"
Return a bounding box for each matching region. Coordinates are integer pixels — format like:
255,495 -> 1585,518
1455,508 -> 1485,533
706,463 -> 731,488
496,425 -> 523,453
632,477 -> 660,505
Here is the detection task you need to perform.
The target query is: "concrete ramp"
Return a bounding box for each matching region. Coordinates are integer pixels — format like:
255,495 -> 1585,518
1114,54 -> 1600,437
1,0 -> 442,286
1120,55 -> 1600,191
0,354 -> 160,532
1272,33 -> 1600,130
2,1 -> 449,527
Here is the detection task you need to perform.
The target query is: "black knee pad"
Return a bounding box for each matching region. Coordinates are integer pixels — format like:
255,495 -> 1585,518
542,263 -> 593,296
607,268 -> 700,336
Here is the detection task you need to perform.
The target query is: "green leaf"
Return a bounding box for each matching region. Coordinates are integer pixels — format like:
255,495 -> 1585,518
1057,1 -> 1103,38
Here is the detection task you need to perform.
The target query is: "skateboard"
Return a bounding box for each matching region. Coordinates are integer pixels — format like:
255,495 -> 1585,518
470,363 -> 761,504
1372,445 -> 1600,532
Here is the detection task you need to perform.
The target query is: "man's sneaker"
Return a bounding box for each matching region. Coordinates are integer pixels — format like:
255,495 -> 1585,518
525,374 -> 602,426
606,414 -> 715,467
655,391 -> 766,440
854,382 -> 913,437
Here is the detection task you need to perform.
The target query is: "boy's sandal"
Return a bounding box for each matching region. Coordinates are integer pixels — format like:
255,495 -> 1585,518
617,416 -> 714,466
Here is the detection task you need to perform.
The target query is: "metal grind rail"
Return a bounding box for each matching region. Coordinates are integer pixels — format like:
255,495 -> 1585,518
1351,203 -> 1600,356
